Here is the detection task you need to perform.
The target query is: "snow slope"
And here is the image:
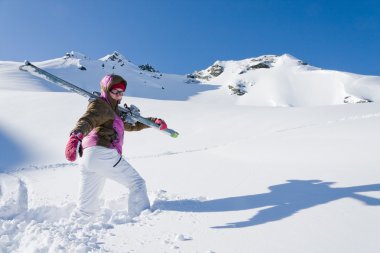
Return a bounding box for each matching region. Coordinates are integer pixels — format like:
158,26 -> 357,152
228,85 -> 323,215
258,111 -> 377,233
0,51 -> 217,101
190,54 -> 380,106
1,52 -> 380,253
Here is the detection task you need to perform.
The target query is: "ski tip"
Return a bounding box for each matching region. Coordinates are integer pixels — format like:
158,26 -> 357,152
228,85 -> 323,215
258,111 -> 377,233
24,60 -> 31,65
170,132 -> 179,138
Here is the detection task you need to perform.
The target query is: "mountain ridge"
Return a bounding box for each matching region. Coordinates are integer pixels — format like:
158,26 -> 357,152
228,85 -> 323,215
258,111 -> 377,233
1,51 -> 380,107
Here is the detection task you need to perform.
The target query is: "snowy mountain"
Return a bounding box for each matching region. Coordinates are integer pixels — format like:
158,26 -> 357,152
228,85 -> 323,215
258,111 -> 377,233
1,52 -> 380,253
0,51 -> 218,101
2,52 -> 380,106
189,54 -> 380,106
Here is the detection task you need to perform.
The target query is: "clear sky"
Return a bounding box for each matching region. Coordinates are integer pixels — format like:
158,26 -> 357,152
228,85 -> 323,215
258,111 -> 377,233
0,0 -> 379,75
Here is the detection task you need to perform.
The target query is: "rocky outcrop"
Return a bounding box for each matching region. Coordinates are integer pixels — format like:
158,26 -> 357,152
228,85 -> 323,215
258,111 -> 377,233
344,96 -> 372,104
228,83 -> 246,96
139,63 -> 159,73
188,64 -> 224,81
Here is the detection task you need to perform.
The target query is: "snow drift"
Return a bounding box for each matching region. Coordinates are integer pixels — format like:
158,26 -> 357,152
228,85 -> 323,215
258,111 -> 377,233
0,174 -> 27,219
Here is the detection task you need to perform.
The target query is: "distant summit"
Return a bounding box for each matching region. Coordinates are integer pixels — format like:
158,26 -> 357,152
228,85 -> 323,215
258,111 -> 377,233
185,54 -> 379,106
64,51 -> 90,60
188,54 -> 310,82
99,51 -> 129,63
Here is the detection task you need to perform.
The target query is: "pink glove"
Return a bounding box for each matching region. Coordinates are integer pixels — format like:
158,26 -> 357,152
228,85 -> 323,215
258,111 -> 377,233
65,132 -> 84,162
154,118 -> 168,130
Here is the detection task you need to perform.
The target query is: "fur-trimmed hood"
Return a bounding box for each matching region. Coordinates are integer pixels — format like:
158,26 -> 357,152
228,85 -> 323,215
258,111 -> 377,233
99,74 -> 127,110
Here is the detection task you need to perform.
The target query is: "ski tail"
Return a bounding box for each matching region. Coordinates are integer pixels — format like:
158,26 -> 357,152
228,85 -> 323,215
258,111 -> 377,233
19,61 -> 95,100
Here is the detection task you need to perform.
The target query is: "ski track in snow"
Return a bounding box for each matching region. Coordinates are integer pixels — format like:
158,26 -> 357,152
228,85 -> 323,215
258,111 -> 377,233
328,112 -> 380,123
13,163 -> 78,173
128,146 -> 217,160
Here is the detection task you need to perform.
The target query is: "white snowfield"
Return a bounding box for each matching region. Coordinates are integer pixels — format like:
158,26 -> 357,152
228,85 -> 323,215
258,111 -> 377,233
1,52 -> 380,253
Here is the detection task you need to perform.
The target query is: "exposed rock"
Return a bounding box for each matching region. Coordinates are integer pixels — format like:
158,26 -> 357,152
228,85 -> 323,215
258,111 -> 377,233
139,64 -> 159,73
250,55 -> 278,64
344,96 -> 371,104
189,64 -> 224,81
298,60 -> 308,66
78,65 -> 86,71
185,78 -> 200,84
100,51 -> 130,64
228,84 -> 246,96
209,64 -> 224,77
63,51 -> 88,60
239,62 -> 271,74
64,52 -> 73,59
185,74 -> 200,83
107,51 -> 122,61
249,62 -> 270,70
186,73 -> 197,79
188,71 -> 212,81
237,55 -> 278,74
228,81 -> 248,96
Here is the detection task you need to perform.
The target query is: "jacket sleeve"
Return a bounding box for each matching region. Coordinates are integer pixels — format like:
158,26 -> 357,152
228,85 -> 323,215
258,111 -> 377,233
71,99 -> 112,135
124,117 -> 156,132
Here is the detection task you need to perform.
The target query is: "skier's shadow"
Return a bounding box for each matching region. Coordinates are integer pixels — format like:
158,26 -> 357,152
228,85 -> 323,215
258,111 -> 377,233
0,128 -> 29,172
153,180 -> 380,228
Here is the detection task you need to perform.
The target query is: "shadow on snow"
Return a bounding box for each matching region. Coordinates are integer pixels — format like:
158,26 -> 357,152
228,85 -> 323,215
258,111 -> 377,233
153,179 -> 380,228
0,127 -> 29,173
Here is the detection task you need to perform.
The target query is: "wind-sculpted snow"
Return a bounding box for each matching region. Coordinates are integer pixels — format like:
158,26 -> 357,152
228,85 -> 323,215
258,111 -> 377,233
0,165 -> 164,252
0,174 -> 27,219
0,202 -> 161,252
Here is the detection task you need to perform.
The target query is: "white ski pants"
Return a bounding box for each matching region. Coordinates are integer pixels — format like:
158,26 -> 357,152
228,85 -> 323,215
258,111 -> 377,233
77,146 -> 150,217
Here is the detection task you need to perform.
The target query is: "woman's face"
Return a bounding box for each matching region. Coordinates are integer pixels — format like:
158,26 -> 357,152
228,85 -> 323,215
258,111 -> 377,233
109,88 -> 124,101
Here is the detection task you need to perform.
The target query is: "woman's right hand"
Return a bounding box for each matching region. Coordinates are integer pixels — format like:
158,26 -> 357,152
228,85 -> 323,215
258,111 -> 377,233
65,132 -> 84,162
154,118 -> 168,130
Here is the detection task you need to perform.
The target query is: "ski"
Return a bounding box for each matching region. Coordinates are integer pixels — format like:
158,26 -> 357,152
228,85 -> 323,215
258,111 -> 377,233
19,61 -> 179,138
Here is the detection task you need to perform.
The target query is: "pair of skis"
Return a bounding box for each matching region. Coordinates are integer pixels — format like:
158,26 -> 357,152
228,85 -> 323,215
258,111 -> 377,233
19,61 -> 179,138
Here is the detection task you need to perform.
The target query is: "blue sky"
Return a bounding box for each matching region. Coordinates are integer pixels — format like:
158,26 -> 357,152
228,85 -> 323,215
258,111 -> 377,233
0,0 -> 379,75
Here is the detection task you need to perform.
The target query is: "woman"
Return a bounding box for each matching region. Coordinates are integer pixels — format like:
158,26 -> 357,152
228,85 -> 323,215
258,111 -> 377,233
65,74 -> 167,219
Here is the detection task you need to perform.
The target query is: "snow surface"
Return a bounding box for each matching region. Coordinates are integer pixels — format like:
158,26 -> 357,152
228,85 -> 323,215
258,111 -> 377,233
1,52 -> 380,252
